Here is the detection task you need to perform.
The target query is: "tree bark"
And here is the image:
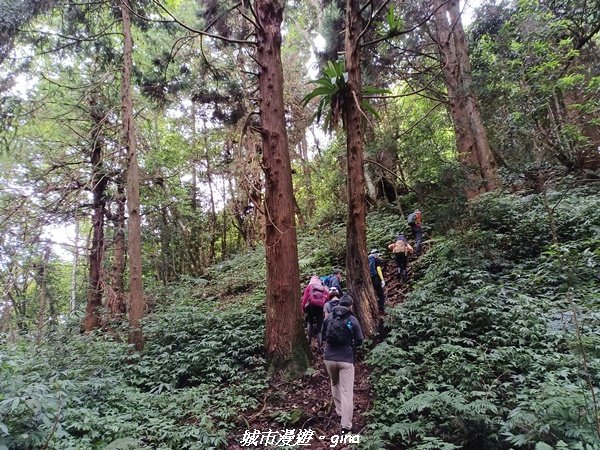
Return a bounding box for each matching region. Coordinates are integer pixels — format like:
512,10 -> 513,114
190,101 -> 199,212
70,210 -> 79,315
108,180 -> 126,319
120,0 -> 144,351
84,95 -> 108,332
255,0 -> 310,377
205,137 -> 218,261
158,207 -> 173,283
433,0 -> 498,199
35,246 -> 51,343
189,103 -> 205,272
221,179 -> 228,260
343,0 -> 379,338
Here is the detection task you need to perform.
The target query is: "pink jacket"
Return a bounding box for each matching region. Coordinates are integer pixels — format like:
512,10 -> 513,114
301,275 -> 329,311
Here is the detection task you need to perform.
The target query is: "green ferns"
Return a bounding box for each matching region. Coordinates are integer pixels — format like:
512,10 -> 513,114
366,185 -> 600,449
0,295 -> 267,449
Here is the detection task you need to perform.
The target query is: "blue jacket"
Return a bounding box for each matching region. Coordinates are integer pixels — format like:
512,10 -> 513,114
328,275 -> 342,292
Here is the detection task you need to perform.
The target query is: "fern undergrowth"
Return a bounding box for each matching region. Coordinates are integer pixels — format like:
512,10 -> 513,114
364,185 -> 600,450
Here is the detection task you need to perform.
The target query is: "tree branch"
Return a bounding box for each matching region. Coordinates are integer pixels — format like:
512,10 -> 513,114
151,0 -> 256,45
357,0 -> 391,44
362,9 -> 436,48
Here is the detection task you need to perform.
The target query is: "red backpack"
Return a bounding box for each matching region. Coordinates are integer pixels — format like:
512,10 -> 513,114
308,284 -> 327,308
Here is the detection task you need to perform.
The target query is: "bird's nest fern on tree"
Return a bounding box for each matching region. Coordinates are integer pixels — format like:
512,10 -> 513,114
302,59 -> 389,132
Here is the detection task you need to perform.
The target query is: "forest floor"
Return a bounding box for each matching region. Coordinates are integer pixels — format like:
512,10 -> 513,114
227,258 -> 414,449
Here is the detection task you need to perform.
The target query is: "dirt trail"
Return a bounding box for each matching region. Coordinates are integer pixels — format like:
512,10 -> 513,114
227,256 -> 416,449
383,256 -> 414,308
227,344 -> 371,449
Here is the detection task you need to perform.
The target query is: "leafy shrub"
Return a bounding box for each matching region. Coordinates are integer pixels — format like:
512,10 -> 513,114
0,295 -> 267,449
297,223 -> 346,278
366,186 -> 600,449
469,184 -> 600,261
132,297 -> 266,389
367,206 -> 407,253
200,247 -> 266,301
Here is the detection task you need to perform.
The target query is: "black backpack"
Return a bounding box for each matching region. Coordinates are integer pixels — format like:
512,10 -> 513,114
326,308 -> 353,345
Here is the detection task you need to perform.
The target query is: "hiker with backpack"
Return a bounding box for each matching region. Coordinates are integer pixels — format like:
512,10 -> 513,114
321,294 -> 364,435
301,275 -> 329,345
407,208 -> 423,255
368,249 -> 386,314
322,268 -> 343,292
324,287 -> 341,319
388,234 -> 413,280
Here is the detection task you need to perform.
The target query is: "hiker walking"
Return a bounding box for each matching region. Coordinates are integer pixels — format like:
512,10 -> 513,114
407,208 -> 423,255
368,249 -> 386,314
324,287 -> 341,319
323,268 -> 343,292
388,234 -> 413,280
301,275 -> 329,345
321,294 -> 364,435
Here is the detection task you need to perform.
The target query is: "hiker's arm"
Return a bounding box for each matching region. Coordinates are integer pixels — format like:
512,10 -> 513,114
301,286 -> 309,311
407,244 -> 414,254
352,317 -> 364,347
377,265 -> 384,281
320,318 -> 328,345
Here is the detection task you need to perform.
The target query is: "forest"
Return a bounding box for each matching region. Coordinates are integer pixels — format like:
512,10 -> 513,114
0,0 -> 599,449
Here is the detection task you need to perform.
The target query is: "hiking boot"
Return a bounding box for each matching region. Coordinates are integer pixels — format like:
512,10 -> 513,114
340,426 -> 354,435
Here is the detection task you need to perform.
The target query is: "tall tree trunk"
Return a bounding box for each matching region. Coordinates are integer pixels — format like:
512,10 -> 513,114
108,181 -> 126,318
189,103 -> 204,272
70,210 -> 79,315
120,0 -> 144,351
343,0 -> 379,338
84,96 -> 108,332
221,188 -> 227,260
190,101 -> 199,212
433,0 -> 498,199
159,207 -> 172,284
35,246 -> 51,343
206,138 -> 218,261
0,298 -> 13,335
157,175 -> 201,275
255,0 -> 310,377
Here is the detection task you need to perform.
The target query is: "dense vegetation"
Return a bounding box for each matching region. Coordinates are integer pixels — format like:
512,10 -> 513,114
3,182 -> 600,449
1,290 -> 267,449
367,184 -> 600,449
1,0 -> 600,448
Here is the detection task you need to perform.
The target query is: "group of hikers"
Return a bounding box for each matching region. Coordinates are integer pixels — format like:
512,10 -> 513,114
299,209 -> 423,435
